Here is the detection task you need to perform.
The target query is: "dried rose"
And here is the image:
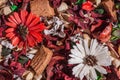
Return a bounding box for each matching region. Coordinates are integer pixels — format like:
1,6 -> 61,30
82,1 -> 94,11
0,69 -> 13,80
5,10 -> 46,48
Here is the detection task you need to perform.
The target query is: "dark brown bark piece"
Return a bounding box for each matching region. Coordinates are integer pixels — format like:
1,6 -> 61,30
30,45 -> 53,75
30,0 -> 55,17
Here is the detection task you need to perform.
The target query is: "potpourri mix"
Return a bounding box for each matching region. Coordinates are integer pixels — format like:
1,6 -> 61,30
0,0 -> 120,80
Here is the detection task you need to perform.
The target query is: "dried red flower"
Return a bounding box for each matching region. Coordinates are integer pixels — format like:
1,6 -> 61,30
5,10 -> 45,48
0,69 -> 13,80
82,1 -> 94,11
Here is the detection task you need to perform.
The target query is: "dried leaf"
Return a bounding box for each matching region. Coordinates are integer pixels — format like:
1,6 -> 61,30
102,0 -> 117,21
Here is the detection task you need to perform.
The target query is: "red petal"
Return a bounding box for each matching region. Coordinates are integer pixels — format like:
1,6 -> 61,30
5,28 -> 15,33
12,36 -> 20,46
20,10 -> 28,24
18,41 -> 24,48
6,22 -> 17,28
28,17 -> 40,27
99,35 -> 111,43
8,17 -> 16,24
26,13 -> 35,26
29,23 -> 45,31
30,32 -> 42,43
9,15 -> 18,24
6,32 -> 15,39
27,34 -> 36,47
13,12 -> 21,24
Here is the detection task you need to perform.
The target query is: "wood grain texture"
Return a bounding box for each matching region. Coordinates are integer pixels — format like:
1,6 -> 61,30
30,45 -> 53,75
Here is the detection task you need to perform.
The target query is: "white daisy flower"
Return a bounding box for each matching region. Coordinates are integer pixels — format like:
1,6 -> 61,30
68,39 -> 111,80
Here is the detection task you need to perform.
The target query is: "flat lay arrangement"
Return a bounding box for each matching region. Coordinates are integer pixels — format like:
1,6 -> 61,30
0,0 -> 120,80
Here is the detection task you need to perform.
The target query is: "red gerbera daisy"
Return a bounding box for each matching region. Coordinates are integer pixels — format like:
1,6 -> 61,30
5,10 -> 45,48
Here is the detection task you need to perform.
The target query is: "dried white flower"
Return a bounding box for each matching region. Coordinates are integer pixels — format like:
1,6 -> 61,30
1,40 -> 14,49
44,17 -> 66,38
68,39 -> 111,80
26,48 -> 38,59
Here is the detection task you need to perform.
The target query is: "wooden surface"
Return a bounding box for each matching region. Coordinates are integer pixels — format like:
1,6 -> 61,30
30,45 -> 53,75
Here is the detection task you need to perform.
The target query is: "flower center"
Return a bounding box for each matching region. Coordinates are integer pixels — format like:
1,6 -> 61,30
17,24 -> 28,40
83,55 -> 97,66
